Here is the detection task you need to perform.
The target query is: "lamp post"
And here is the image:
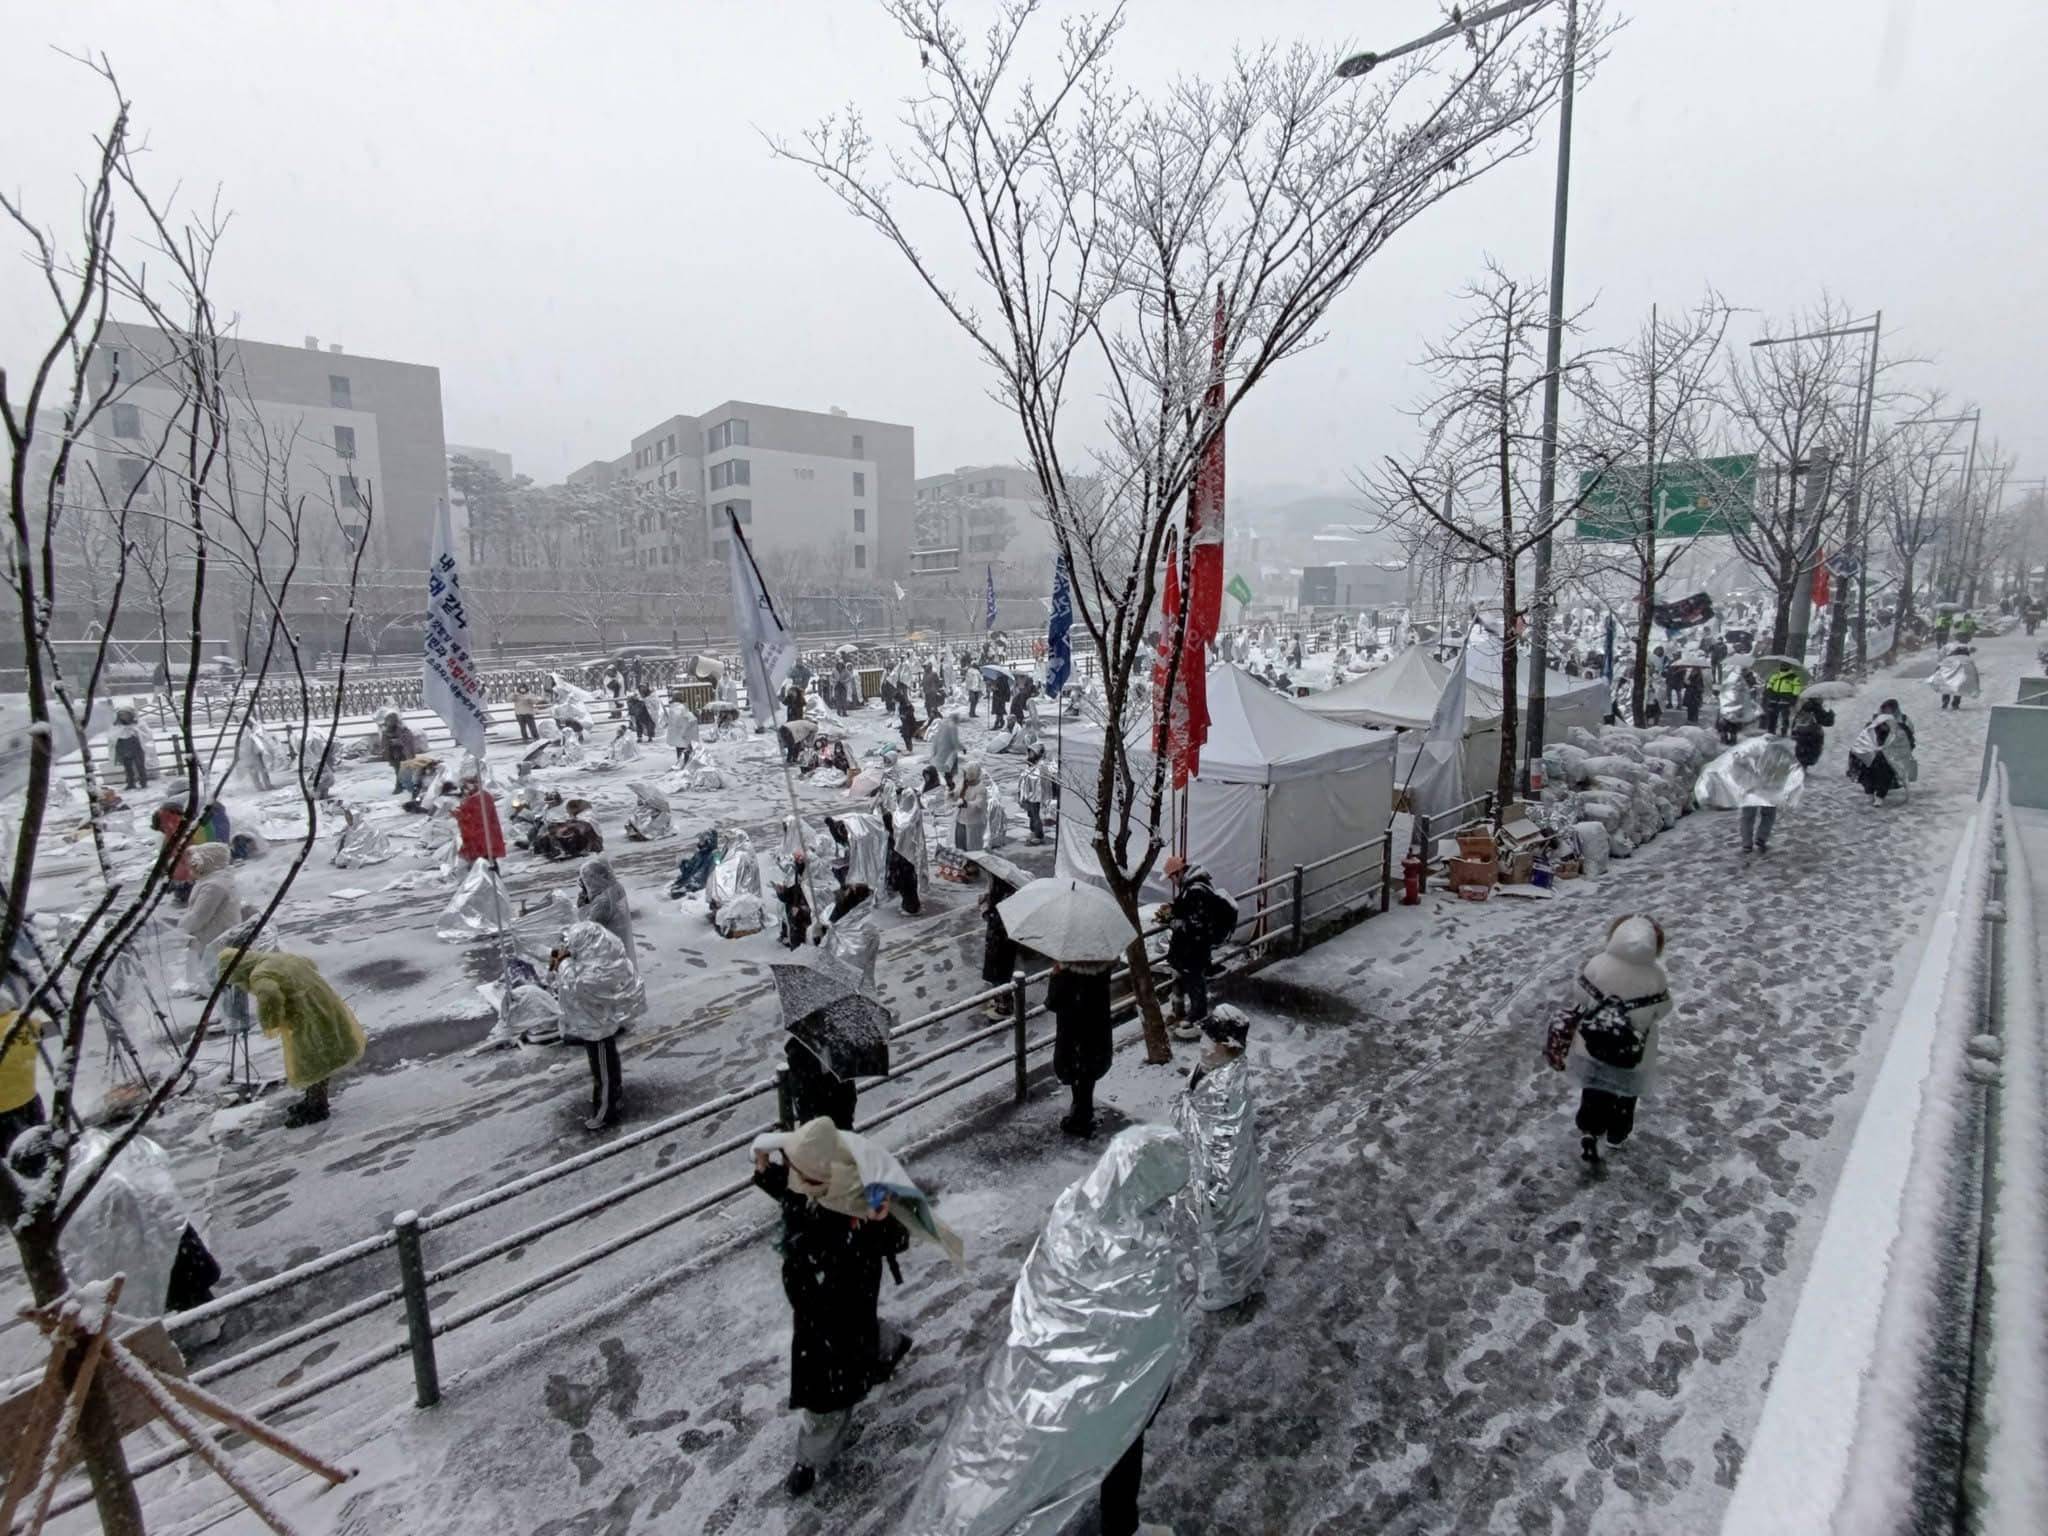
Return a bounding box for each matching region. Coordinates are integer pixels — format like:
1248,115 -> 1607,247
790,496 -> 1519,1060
1749,314 -> 1882,678
1339,0 -> 1574,783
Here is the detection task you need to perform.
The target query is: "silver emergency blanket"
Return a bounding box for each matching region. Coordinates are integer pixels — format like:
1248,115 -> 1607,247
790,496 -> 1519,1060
623,781 -> 672,841
707,832 -> 763,907
331,813 -> 392,871
1928,650 -> 1981,698
1716,674 -> 1760,724
1851,711 -> 1920,783
60,1130 -> 191,1315
1693,735 -> 1805,811
816,895 -> 880,993
1171,1055 -> 1270,1311
838,812 -> 890,892
899,1124 -> 1198,1536
553,920 -> 646,1042
892,792 -> 929,894
436,858 -> 515,941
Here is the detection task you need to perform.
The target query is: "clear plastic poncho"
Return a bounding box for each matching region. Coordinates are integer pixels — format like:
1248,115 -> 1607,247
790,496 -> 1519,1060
1694,735 -> 1805,810
60,1130 -> 191,1315
1172,1055 -> 1270,1311
899,1124 -> 1198,1536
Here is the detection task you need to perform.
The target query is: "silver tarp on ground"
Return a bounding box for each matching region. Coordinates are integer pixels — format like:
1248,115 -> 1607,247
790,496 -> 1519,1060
1693,735 -> 1805,811
899,1124 -> 1197,1536
60,1130 -> 191,1315
1172,1056 -> 1270,1311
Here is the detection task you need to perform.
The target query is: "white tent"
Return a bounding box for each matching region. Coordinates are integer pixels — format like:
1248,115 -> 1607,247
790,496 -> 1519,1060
1054,664 -> 1396,918
1459,626 -> 1612,748
1299,645 -> 1503,797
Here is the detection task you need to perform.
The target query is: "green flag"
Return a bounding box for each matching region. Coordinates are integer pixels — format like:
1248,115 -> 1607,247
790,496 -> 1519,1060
1226,573 -> 1254,607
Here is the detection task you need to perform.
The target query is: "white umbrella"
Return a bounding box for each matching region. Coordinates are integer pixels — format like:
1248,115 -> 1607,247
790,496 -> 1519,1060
998,878 -> 1138,965
1800,679 -> 1858,702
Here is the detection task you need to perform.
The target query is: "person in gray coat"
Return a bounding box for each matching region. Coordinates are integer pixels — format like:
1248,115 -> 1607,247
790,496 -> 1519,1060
927,711 -> 963,791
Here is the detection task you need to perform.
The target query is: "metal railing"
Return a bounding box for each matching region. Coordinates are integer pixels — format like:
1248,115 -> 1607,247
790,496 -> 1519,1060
37,829 -> 1399,1519
1413,791 -> 1497,851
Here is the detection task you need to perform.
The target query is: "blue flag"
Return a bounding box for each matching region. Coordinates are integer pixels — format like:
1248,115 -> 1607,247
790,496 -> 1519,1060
1046,554 -> 1073,697
984,564 -> 997,632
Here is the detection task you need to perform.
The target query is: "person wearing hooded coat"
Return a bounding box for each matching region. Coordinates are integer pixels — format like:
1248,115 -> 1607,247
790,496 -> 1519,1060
751,1118 -> 916,1497
377,711 -> 421,793
109,705 -> 154,790
987,668 -> 1013,725
926,712 -> 964,790
551,920 -> 646,1131
1682,666 -> 1705,724
1161,857 -> 1234,1042
954,758 -> 988,852
455,773 -> 507,866
814,883 -> 880,994
180,844 -> 244,994
1789,696 -> 1834,769
1849,699 -> 1917,803
1173,1004 -> 1269,1311
1552,915 -> 1672,1166
574,856 -> 636,970
1929,643 -> 1981,710
217,948 -> 366,1127
886,789 -> 927,916
898,1124 -> 1196,1536
666,701 -> 701,767
896,694 -> 920,754
1047,960 -> 1113,1138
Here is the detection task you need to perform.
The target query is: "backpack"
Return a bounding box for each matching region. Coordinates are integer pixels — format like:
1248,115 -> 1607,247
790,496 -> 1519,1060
1543,973 -> 1667,1073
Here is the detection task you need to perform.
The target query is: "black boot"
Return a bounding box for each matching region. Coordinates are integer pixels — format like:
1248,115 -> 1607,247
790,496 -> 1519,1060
1580,1135 -> 1600,1165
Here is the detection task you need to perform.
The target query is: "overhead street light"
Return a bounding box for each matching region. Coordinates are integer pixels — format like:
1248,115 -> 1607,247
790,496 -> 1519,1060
1336,0 -> 1575,782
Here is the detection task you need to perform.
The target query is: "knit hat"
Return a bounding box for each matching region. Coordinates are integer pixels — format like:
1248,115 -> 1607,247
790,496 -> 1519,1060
1201,1003 -> 1250,1047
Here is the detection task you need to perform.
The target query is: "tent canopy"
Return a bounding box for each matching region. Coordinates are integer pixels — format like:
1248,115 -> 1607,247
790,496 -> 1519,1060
1301,646 -> 1502,733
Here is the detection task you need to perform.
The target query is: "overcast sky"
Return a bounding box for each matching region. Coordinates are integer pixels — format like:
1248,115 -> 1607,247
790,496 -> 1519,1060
5,0 -> 2043,497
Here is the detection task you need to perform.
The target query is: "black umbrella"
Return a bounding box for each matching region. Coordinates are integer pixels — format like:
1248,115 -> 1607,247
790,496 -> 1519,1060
768,961 -> 859,1025
788,993 -> 893,1080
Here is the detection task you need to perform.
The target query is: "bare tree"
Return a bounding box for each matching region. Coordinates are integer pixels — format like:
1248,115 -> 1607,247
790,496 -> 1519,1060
1573,293 -> 1735,721
1368,264 -> 1614,811
777,0 -> 1596,1056
1868,397 -> 1972,643
1,63 -> 369,1531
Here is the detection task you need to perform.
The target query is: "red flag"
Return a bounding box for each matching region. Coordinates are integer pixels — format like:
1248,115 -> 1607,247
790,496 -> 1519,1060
1152,531 -> 1208,788
1186,286 -> 1227,654
1153,530 -> 1180,754
1812,560 -> 1830,608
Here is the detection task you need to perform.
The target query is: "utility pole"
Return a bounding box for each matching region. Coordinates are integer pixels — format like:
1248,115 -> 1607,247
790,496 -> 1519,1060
1841,311 -> 1881,677
1784,450 -> 1834,664
1523,0 -> 1578,780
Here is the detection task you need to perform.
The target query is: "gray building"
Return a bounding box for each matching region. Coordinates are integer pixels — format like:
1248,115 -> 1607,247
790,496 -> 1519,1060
911,464 -> 1063,588
87,323 -> 449,575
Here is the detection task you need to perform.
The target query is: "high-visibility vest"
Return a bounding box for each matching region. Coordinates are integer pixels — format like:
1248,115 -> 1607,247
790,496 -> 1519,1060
1767,670 -> 1803,698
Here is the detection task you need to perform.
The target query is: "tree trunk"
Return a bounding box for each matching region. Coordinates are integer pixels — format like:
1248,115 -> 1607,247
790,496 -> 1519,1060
1105,870 -> 1172,1063
1769,572 -> 1793,657
14,1222 -> 149,1536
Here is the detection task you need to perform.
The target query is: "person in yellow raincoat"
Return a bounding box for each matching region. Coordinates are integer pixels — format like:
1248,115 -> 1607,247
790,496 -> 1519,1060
218,949 -> 366,1127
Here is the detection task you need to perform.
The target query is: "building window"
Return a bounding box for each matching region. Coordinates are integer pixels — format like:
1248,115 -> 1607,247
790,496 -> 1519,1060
111,403 -> 141,439
716,499 -> 753,526
340,523 -> 365,549
853,508 -> 866,533
852,433 -> 864,456
334,424 -> 356,457
338,475 -> 362,509
117,458 -> 148,497
329,375 -> 351,409
709,418 -> 750,452
854,545 -> 867,570
852,471 -> 865,495
710,459 -> 751,491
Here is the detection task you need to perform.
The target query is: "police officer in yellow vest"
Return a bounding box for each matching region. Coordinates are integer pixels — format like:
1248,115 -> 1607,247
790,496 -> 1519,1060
1762,664 -> 1804,735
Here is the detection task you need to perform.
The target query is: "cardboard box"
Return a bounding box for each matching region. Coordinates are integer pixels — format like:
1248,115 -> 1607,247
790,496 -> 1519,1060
1456,882 -> 1493,902
1456,833 -> 1499,863
1499,850 -> 1536,885
1447,856 -> 1498,889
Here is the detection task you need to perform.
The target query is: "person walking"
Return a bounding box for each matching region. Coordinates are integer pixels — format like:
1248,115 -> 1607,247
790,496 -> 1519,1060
1849,699 -> 1917,804
1547,915 -> 1673,1168
217,947 -> 366,1127
979,872 -> 1020,1019
898,1125 -> 1194,1536
1762,664 -> 1805,735
921,662 -> 945,724
1929,643 -> 1981,711
1789,696 -> 1834,769
1161,857 -> 1234,1042
512,690 -> 542,742
666,699 -> 699,767
627,684 -> 658,742
751,1119 -> 919,1497
965,656 -> 983,719
896,694 -> 920,754
1682,666 -> 1704,725
886,788 -> 927,916
1008,675 -> 1037,730
603,668 -> 625,720
814,882 -> 881,994
1716,666 -> 1759,745
1018,747 -> 1047,845
1173,1003 -> 1269,1311
927,711 -> 963,792
1048,959 -> 1113,1138
988,668 -> 1013,726
551,920 -> 645,1131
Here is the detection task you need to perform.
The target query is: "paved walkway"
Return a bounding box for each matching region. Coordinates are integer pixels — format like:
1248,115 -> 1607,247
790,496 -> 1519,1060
135,640 -> 2020,1536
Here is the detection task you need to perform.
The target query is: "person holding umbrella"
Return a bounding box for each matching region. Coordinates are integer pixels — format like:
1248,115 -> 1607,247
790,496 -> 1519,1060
1000,877 -> 1139,1138
773,961 -> 891,1131
1761,662 -> 1805,735
970,856 -> 1029,1019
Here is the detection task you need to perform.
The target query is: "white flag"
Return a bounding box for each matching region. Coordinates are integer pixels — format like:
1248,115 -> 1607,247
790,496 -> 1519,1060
424,497 -> 490,761
893,581 -> 906,602
725,510 -> 797,727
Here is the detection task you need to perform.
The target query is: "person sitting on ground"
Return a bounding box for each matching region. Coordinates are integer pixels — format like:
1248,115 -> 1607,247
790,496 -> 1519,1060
534,800 -> 604,862
670,829 -> 720,898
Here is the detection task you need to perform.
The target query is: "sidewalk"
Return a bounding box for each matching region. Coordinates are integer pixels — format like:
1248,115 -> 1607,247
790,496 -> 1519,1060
128,639 -> 2023,1536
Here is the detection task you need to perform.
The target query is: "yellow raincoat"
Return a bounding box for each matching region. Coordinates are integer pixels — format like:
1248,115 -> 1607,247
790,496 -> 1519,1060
218,950 -> 365,1088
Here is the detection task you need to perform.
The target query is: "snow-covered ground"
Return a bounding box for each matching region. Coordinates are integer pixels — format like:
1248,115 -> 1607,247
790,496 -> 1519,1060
38,633 -> 2020,1535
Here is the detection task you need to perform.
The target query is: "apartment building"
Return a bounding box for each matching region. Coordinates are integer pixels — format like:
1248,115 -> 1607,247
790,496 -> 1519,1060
86,322 -> 449,573
911,463 -> 1061,585
607,402 -> 915,579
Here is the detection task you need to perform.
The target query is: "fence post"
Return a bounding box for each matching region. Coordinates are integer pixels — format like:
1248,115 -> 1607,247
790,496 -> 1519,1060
774,1064 -> 794,1130
1289,865 -> 1306,954
1380,827 -> 1395,914
1416,811 -> 1431,856
393,1210 -> 441,1408
1011,971 -> 1030,1103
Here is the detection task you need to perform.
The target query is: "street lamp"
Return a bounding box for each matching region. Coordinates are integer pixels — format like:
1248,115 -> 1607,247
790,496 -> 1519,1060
1749,314 -> 1882,676
1337,0 -> 1575,783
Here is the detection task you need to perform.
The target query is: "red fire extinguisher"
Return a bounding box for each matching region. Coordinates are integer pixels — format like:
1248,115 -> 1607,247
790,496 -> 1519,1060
1402,851 -> 1426,905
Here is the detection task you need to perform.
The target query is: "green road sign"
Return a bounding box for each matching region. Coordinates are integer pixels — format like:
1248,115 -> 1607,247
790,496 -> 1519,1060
1575,454 -> 1756,540
1226,573 -> 1255,606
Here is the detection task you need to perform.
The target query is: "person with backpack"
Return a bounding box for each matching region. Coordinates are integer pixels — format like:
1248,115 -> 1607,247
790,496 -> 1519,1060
1543,915 -> 1673,1167
1160,857 -> 1236,1043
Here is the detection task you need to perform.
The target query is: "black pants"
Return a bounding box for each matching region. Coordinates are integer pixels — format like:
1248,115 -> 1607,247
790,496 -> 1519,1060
1176,964 -> 1209,1023
1024,802 -> 1043,842
1100,1432 -> 1144,1536
1576,1088 -> 1637,1146
1066,1077 -> 1095,1133
517,714 -> 538,741
585,1038 -> 623,1125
